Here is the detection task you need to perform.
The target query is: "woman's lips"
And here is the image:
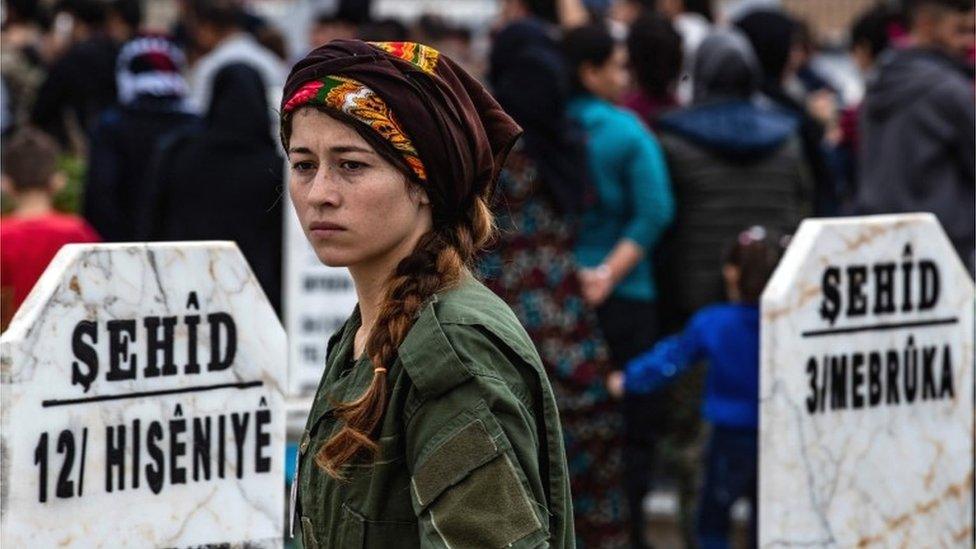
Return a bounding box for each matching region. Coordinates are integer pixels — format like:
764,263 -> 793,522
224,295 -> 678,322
309,221 -> 346,237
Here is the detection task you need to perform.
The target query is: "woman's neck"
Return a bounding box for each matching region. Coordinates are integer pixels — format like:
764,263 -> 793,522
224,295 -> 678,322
347,214 -> 434,357
348,237 -> 423,356
349,262 -> 390,339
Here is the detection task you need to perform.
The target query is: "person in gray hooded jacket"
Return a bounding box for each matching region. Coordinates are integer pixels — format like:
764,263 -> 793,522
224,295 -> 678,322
857,0 -> 975,272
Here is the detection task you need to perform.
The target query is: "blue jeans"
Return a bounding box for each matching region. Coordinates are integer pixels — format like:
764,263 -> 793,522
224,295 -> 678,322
697,425 -> 757,549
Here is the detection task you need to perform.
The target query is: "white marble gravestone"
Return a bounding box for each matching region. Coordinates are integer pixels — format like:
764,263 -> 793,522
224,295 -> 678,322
0,242 -> 286,547
283,197 -> 356,398
759,213 -> 974,547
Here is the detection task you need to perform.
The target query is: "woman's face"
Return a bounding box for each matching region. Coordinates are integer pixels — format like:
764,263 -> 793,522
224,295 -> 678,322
581,45 -> 631,103
287,108 -> 432,269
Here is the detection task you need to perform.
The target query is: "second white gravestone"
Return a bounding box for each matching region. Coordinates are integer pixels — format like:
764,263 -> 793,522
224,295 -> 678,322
759,213 -> 974,547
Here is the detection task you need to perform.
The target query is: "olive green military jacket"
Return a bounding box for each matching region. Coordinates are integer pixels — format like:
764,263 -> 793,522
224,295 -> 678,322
295,276 -> 575,548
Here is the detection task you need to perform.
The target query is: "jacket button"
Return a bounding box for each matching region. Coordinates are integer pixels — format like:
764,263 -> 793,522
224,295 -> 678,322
300,432 -> 310,454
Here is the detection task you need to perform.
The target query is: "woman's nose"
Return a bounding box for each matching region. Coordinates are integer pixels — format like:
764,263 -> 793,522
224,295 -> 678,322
306,167 -> 341,207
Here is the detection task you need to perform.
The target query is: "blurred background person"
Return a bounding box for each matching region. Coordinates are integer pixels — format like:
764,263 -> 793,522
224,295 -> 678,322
1,128 -> 100,329
788,19 -> 853,214
415,14 -> 479,78
357,17 -> 410,41
851,3 -> 910,75
491,0 -> 593,219
609,0 -> 712,105
655,0 -> 713,104
609,0 -> 651,25
307,3 -> 363,51
610,226 -> 787,549
623,12 -> 683,129
484,1 -> 631,547
105,0 -> 142,44
735,8 -> 838,217
249,15 -> 289,63
30,0 -> 121,153
786,20 -> 841,102
1,0 -> 50,132
564,22 -> 675,549
183,0 -> 285,115
836,3 -> 907,212
84,35 -> 198,242
656,28 -> 809,328
138,63 -> 283,315
857,0 -> 975,273
652,28 -> 809,544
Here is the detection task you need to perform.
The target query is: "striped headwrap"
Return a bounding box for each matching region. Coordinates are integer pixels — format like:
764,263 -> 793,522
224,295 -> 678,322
280,40 -> 521,212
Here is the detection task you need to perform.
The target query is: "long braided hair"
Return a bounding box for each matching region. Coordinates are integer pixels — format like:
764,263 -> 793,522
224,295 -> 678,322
282,106 -> 496,478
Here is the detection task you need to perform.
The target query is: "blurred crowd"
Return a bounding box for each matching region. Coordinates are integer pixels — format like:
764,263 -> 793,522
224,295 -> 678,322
1,0 -> 974,548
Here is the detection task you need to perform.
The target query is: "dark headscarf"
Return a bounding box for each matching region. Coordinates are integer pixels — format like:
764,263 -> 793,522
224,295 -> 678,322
138,63 -> 283,313
211,63 -> 273,144
280,40 -> 522,217
488,17 -> 591,214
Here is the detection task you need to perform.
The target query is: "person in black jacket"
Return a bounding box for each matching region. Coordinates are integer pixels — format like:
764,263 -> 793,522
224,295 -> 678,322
858,0 -> 975,273
735,8 -> 837,216
84,35 -> 199,242
30,0 -> 119,149
656,28 -> 810,326
139,63 -> 283,315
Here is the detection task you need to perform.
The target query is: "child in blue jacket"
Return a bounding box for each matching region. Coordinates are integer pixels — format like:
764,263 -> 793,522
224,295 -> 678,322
608,226 -> 786,549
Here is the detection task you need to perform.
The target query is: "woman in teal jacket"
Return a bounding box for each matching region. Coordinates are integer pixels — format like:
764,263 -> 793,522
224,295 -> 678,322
564,23 -> 675,549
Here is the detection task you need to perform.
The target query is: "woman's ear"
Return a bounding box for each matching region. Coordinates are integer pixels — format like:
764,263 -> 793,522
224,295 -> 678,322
408,183 -> 431,206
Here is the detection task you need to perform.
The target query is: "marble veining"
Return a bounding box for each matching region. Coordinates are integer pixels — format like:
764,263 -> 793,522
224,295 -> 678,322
759,214 -> 974,547
1,242 -> 286,547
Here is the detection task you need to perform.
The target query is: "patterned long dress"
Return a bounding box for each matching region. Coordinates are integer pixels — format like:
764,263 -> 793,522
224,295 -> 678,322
478,148 -> 630,548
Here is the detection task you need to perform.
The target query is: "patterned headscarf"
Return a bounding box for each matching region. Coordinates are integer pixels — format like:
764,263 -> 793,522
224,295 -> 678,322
280,40 -> 522,210
283,73 -> 428,180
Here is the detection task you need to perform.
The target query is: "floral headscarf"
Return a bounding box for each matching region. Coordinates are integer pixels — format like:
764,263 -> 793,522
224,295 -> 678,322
280,40 -> 522,210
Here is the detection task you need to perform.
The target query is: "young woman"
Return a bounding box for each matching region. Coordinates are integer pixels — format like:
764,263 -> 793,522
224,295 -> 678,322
486,11 -> 631,547
564,23 -> 674,549
280,40 -> 574,548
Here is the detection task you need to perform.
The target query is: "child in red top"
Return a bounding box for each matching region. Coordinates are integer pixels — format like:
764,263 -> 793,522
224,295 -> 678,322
1,128 -> 100,329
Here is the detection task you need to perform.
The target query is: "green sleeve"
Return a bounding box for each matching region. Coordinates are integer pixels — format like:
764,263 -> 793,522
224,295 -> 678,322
402,324 -> 553,548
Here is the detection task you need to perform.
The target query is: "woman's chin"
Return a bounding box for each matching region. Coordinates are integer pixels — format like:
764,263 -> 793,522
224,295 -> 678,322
313,248 -> 356,268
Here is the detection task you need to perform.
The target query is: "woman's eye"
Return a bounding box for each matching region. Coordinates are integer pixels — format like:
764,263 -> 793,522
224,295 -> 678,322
291,160 -> 315,174
339,160 -> 367,172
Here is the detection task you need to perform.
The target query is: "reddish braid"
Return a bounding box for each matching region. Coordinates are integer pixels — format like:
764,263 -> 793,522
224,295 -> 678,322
315,197 -> 495,478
